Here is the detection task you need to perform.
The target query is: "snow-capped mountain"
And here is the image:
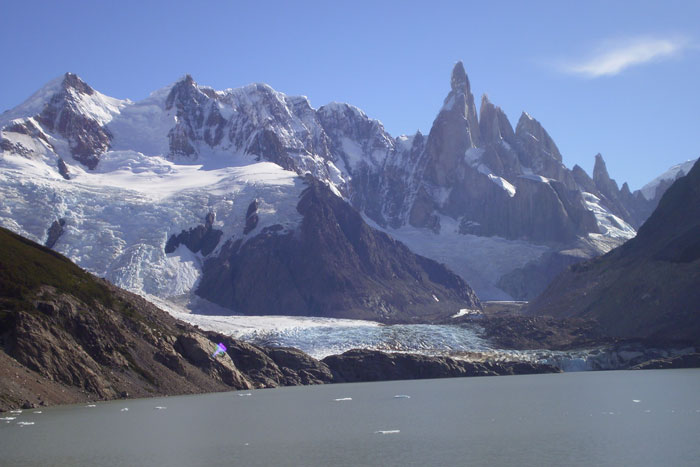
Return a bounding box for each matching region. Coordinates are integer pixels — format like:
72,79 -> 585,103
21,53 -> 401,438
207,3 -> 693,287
0,64 -> 687,308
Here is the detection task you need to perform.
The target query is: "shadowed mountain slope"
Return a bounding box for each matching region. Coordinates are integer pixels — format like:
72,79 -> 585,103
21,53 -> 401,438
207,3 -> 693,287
527,159 -> 700,343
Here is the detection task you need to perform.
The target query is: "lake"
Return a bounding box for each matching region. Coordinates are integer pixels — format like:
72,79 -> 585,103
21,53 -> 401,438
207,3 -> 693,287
2,369 -> 699,466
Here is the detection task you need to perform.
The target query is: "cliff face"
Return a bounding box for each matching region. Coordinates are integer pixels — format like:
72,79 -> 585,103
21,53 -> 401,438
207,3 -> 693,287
527,159 -> 700,343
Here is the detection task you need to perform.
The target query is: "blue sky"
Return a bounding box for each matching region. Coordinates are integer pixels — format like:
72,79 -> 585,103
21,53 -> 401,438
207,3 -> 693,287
1,0 -> 698,189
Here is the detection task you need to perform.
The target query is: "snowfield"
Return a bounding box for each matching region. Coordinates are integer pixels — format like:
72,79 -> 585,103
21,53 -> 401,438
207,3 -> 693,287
0,150 -> 305,298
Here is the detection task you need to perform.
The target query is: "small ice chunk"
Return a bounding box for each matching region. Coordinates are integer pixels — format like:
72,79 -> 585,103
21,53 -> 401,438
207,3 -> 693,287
0,417 -> 16,421
334,397 -> 352,401
17,422 -> 34,426
632,400 -> 641,403
237,393 -> 252,397
86,404 -> 97,408
374,430 -> 400,434
432,294 -> 440,302
9,410 -> 22,414
32,411 -> 42,414
154,406 -> 167,410
120,408 -> 129,412
393,395 -> 411,399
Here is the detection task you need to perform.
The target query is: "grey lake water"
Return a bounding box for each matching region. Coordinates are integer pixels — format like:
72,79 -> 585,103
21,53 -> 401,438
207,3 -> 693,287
2,369 -> 700,467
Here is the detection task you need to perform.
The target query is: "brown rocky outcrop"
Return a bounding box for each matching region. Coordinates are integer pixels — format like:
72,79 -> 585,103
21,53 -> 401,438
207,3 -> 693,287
322,349 -> 560,383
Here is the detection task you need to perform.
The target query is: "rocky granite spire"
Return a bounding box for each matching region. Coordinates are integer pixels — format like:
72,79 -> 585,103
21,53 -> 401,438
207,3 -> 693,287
421,62 -> 481,187
514,112 -> 578,189
448,61 -> 481,147
479,94 -> 515,145
515,112 -> 562,163
571,164 -> 598,194
593,153 -> 620,198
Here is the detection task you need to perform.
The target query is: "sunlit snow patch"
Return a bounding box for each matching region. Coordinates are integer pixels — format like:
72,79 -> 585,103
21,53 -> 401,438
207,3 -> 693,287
582,192 -> 635,240
451,308 -> 480,318
487,174 -> 516,197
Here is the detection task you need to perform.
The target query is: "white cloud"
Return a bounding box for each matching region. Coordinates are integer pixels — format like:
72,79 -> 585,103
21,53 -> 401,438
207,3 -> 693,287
561,36 -> 690,78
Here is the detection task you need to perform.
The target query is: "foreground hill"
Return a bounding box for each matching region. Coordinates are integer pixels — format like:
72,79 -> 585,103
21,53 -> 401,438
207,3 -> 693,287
0,226 -> 338,409
527,159 -> 700,344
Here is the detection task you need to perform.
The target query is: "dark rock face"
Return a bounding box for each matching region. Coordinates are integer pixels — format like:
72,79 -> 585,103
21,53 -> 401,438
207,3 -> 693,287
528,159 -> 700,344
45,219 -> 66,249
57,158 -> 70,180
196,176 -> 481,323
243,200 -> 259,235
164,212 -> 223,256
322,349 -> 560,383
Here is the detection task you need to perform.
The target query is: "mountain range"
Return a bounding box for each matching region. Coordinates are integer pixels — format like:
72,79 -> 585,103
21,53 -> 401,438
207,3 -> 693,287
0,62 -> 696,319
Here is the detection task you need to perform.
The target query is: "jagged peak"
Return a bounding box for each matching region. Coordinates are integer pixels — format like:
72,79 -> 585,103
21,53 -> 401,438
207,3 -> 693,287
170,74 -> 196,87
592,153 -> 620,193
61,72 -> 94,96
165,74 -> 208,110
450,61 -> 469,92
318,101 -> 389,132
519,111 -> 534,123
593,153 -> 609,178
621,182 -> 632,196
319,101 -> 367,118
572,164 -> 587,175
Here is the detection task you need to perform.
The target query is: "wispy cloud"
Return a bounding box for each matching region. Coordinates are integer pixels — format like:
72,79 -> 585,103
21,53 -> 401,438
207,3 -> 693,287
560,36 -> 691,78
